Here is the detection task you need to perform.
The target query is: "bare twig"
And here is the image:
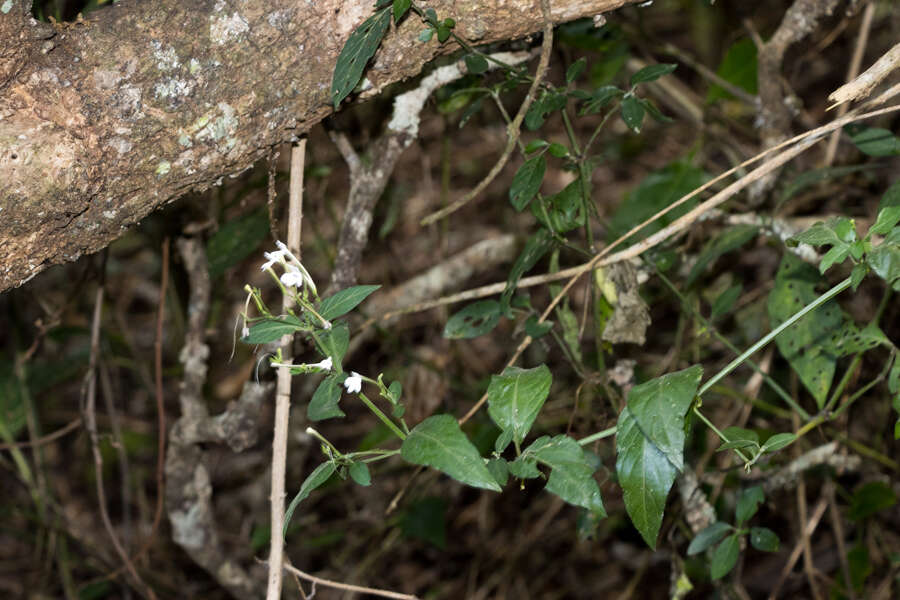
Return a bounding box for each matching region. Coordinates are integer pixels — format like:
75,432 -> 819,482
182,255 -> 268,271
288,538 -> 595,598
279,562 -> 419,600
829,41 -> 900,109
767,496 -> 828,600
823,2 -> 875,165
266,139 -> 306,600
825,480 -> 856,600
0,418 -> 81,450
420,1 -> 554,226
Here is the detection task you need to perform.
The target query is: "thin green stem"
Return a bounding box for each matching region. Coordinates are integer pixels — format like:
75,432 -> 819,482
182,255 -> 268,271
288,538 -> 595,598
578,425 -> 617,445
698,276 -> 852,397
358,393 -> 407,440
693,406 -> 750,464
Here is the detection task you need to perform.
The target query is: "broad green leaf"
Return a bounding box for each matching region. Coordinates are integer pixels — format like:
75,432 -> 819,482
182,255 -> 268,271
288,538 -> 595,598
486,457 -> 509,487
443,300 -> 501,339
620,94 -> 645,132
607,162 -> 705,246
494,428 -> 514,454
566,57 -> 587,83
436,25 -> 450,42
464,53 -> 488,75
401,415 -> 502,491
687,522 -> 732,555
284,461 -> 336,536
767,254 -> 843,407
318,322 -> 350,369
878,181 -> 900,211
750,527 -> 780,552
848,481 -> 896,521
869,206 -> 900,235
760,432 -> 796,454
501,229 -> 555,314
849,127 -> 900,157
207,209 -> 269,279
243,316 -> 303,344
532,177 -> 584,234
615,407 -> 678,549
736,486 -> 764,524
528,434 -> 606,516
308,376 -> 344,421
318,285 -> 381,320
707,38 -> 757,102
400,497 -> 447,549
819,245 -> 851,274
507,454 -> 541,479
548,142 -> 569,158
348,461 -> 371,486
487,365 -> 552,447
625,365 -> 703,472
825,321 -> 889,357
418,28 -> 433,42
630,63 -> 677,86
509,155 -> 546,211
710,534 -> 741,579
687,225 -> 759,285
867,244 -> 900,288
525,90 -> 567,130
331,8 -> 392,107
392,0 -> 410,23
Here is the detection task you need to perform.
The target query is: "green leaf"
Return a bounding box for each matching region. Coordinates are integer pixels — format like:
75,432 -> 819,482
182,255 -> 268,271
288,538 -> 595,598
625,365 -> 703,472
418,28 -> 433,42
501,229 -> 555,314
400,497 -> 447,548
524,139 -> 548,153
630,63 -> 677,86
578,85 -> 624,116
318,285 -> 381,320
750,527 -> 780,552
525,90 -> 567,130
548,142 -> 569,158
767,254 -> 843,407
736,486 -> 764,524
879,181 -> 900,211
331,8 -> 392,107
707,38 -> 757,102
528,434 -> 606,516
557,300 -> 583,364
507,454 -> 542,479
867,244 -> 900,287
494,428 -> 514,454
206,209 -> 270,279
243,316 -> 303,344
607,162 -> 705,246
436,24 -> 450,43
711,283 -> 743,321
531,177 -> 585,234
850,262 -> 868,290
687,522 -> 732,555
848,481 -> 896,521
825,321 -> 889,357
710,534 -> 741,579
615,407 -> 678,549
524,315 -> 553,339
283,461 -> 336,536
464,53 -> 489,74
401,415 -> 502,491
392,0 -> 410,23
819,245 -> 851,274
849,127 -> 900,157
620,94 -> 645,132
318,322 -> 350,369
486,457 -> 509,487
717,427 -> 759,452
869,206 -> 900,236
509,155 -> 546,211
443,300 -> 501,339
487,365 -> 552,447
565,57 -> 587,83
348,461 -> 371,486
308,376 -> 344,421
687,225 -> 759,285
760,432 -> 796,454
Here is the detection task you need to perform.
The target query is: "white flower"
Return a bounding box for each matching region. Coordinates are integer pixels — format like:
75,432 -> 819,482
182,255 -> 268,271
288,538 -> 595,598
343,372 -> 363,394
261,249 -> 287,271
310,356 -> 333,371
241,325 -> 250,338
280,265 -> 306,288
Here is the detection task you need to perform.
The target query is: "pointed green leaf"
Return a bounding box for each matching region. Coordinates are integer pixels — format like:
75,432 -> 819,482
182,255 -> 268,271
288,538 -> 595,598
625,365 -> 703,472
487,365 -> 552,446
707,38 -> 757,102
631,63 -> 677,86
283,461 -> 336,536
750,527 -> 780,552
318,322 -> 350,370
710,534 -> 741,579
566,57 -> 587,83
509,155 -> 546,211
736,486 -> 764,524
331,8 -> 392,107
392,0 -> 410,22
849,127 -> 900,157
443,300 -> 501,339
318,285 -> 381,320
464,53 -> 489,74
486,458 -> 509,487
243,316 -> 304,344
308,376 -> 344,421
528,434 -> 606,516
620,94 -> 645,132
348,461 -> 372,486
615,407 -> 678,549
401,415 -> 501,491
870,206 -> 900,236
760,432 -> 796,454
687,522 -> 732,555
501,229 -> 555,314
507,454 -> 541,479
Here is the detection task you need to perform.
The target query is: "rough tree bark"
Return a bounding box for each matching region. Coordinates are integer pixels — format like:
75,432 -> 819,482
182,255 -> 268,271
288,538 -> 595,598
0,0 -> 638,292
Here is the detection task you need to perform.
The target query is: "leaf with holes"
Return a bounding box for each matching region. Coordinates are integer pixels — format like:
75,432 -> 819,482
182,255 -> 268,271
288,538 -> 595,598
616,406 -> 678,549
331,7 -> 391,107
824,321 -> 890,356
487,365 -> 552,447
401,415 -> 501,491
443,300 -> 501,339
767,254 -> 843,407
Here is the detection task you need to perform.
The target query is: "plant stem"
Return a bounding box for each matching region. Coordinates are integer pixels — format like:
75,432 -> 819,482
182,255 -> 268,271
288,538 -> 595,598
578,425 -> 617,445
359,393 -> 407,440
698,276 -> 852,397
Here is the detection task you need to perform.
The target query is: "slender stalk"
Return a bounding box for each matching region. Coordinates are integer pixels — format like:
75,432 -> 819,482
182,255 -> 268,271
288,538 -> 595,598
578,425 -> 617,445
358,393 -> 407,440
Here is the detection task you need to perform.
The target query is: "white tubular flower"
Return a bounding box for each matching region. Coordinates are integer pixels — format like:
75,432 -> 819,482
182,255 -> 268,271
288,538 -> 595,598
343,372 -> 363,394
241,325 -> 250,339
280,265 -> 306,288
261,249 -> 287,271
310,356 -> 333,371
